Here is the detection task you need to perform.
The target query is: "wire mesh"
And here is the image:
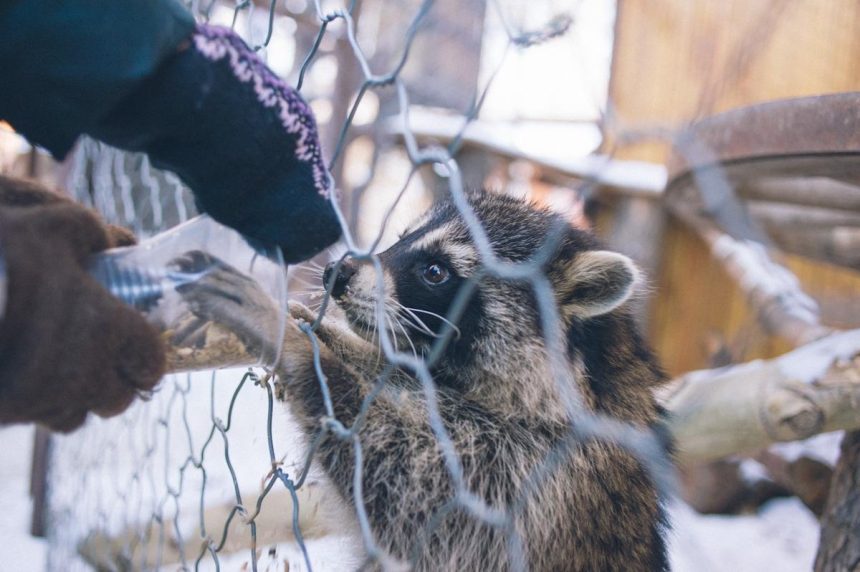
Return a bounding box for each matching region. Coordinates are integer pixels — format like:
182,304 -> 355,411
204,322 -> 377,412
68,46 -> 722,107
47,1 -> 688,570
40,0 -> 860,570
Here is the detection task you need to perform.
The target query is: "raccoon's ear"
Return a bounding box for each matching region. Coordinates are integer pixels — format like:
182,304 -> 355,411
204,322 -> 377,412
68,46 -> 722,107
556,251 -> 639,318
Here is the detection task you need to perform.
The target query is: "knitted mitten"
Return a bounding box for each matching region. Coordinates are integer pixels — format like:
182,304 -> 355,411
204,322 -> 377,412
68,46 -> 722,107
90,24 -> 341,263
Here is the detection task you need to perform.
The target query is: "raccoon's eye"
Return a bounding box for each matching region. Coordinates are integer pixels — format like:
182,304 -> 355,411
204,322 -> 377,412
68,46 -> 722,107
421,262 -> 450,285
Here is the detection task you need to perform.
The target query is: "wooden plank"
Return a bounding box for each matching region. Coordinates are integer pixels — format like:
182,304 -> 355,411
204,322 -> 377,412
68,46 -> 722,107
611,0 -> 860,375
609,0 -> 860,164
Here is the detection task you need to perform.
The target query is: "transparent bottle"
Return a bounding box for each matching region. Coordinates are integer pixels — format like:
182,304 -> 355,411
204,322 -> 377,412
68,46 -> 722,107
88,215 -> 288,371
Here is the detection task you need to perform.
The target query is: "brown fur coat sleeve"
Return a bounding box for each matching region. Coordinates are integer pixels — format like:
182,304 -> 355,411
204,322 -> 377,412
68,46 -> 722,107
0,175 -> 165,432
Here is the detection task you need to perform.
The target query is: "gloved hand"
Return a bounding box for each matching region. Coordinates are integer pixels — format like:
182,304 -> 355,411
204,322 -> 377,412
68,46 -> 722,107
89,24 -> 341,263
0,176 -> 166,432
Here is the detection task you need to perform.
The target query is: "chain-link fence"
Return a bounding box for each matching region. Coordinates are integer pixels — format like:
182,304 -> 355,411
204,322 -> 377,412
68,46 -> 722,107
36,0 -> 860,570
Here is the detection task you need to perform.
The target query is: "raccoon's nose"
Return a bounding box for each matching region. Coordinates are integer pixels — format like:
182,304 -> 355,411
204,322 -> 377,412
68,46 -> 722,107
323,260 -> 357,298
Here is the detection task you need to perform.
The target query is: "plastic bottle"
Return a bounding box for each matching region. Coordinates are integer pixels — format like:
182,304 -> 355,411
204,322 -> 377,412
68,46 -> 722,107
88,215 -> 288,370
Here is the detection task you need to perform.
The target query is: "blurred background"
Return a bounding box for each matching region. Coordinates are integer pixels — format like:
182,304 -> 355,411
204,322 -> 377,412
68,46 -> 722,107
1,0 -> 859,570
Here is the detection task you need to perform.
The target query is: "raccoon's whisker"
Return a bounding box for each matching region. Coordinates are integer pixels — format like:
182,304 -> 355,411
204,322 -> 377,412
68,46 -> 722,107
346,299 -> 376,313
396,308 -> 440,338
392,302 -> 457,340
400,305 -> 462,340
301,260 -> 326,272
388,301 -> 435,332
290,289 -> 325,298
293,265 -> 325,278
288,277 -> 320,289
289,273 -> 316,282
292,273 -> 324,287
389,314 -> 418,360
371,318 -> 383,367
386,314 -> 414,360
399,307 -> 437,334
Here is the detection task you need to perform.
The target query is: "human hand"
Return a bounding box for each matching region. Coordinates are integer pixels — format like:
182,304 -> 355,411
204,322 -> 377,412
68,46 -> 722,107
0,176 -> 166,432
90,24 -> 342,263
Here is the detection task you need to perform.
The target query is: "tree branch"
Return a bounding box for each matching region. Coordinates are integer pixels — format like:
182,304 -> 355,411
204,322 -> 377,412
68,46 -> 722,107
664,329 -> 860,464
671,206 -> 832,347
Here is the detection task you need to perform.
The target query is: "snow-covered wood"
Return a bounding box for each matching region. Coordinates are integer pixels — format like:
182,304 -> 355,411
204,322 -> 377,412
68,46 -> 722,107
664,329 -> 860,463
672,207 -> 832,347
386,109 -> 668,196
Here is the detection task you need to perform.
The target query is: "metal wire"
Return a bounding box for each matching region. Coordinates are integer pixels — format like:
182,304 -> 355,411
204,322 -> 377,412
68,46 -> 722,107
46,1 -> 687,570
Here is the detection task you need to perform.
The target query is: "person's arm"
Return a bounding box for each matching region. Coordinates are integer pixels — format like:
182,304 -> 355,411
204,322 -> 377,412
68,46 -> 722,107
0,175 -> 166,432
0,0 -> 195,158
0,1 -> 340,262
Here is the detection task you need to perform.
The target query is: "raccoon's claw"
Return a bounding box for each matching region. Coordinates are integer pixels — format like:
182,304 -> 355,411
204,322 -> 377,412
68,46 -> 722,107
171,251 -> 281,348
288,301 -> 319,325
171,249 -> 217,274
171,251 -> 258,299
170,315 -> 210,348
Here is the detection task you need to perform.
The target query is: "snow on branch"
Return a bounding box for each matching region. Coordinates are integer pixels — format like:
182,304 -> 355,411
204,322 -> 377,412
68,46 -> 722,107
672,207 -> 832,347
664,329 -> 860,464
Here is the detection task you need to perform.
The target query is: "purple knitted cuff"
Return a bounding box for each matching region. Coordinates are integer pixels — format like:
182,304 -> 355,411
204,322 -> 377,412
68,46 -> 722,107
192,24 -> 330,198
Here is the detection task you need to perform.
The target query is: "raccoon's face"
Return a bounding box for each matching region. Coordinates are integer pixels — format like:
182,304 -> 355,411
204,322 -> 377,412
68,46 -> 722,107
322,193 -> 639,386
321,219 -> 474,354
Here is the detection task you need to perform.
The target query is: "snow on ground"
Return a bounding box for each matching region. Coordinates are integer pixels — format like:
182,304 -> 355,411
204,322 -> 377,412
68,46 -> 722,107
194,536 -> 365,571
770,431 -> 843,466
668,497 -> 820,572
0,416 -> 827,572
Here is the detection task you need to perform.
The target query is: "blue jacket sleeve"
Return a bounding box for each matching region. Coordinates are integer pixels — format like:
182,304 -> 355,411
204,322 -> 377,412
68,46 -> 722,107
0,0 -> 195,159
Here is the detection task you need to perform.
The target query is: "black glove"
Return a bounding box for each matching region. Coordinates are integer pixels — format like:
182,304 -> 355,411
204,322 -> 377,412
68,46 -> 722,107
0,176 -> 166,432
89,24 -> 341,263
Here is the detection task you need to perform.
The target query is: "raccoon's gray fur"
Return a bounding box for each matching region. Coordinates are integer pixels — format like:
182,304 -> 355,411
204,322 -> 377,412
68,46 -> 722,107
181,192 -> 671,571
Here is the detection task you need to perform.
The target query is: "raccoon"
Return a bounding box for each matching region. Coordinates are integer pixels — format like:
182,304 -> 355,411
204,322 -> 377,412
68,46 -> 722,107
179,191 -> 671,571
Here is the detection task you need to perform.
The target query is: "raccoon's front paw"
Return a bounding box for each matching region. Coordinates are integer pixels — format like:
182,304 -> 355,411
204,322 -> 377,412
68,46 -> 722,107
172,250 -> 281,351
288,301 -> 319,326
288,301 -> 339,350
288,301 -> 356,350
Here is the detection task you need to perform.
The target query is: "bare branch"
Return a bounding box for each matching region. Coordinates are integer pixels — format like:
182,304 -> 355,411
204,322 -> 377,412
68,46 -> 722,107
664,329 -> 860,464
671,206 -> 832,347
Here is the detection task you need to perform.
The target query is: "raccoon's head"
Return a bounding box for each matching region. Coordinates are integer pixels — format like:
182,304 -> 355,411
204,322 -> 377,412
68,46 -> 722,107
323,192 -> 659,420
